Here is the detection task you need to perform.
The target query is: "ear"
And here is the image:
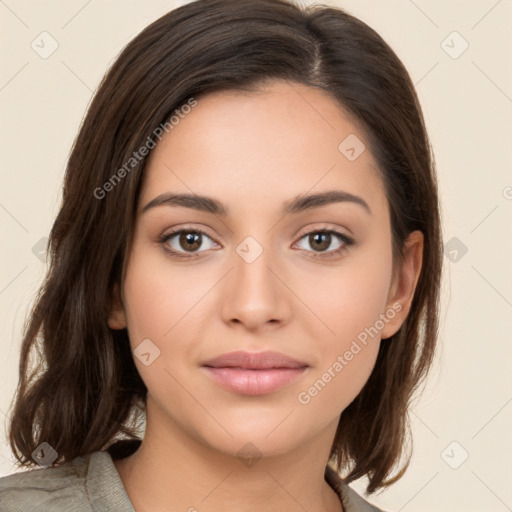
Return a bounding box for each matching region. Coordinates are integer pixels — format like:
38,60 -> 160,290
380,230 -> 424,340
108,283 -> 127,330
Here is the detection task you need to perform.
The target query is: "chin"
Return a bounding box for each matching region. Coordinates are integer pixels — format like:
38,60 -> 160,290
193,412 -> 321,459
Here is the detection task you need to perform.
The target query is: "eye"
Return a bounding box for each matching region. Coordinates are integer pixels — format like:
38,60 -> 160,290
159,228 -> 218,258
158,226 -> 355,260
294,229 -> 355,258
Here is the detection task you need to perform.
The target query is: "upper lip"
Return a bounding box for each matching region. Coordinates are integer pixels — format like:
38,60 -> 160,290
202,350 -> 308,370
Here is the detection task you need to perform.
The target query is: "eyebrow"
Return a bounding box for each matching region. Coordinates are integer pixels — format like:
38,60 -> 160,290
142,190 -> 371,216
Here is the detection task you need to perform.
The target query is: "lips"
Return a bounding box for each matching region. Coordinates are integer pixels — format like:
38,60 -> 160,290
202,350 -> 308,370
201,350 -> 309,395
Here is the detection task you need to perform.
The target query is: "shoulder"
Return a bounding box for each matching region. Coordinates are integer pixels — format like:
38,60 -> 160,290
325,465 -> 391,512
0,452 -> 94,511
340,482 -> 390,512
0,450 -> 131,512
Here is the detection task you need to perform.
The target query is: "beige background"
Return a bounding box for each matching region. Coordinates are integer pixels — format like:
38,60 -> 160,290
1,1 -> 511,511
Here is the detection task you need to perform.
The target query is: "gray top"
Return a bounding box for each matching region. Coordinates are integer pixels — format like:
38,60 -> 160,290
0,448 -> 387,511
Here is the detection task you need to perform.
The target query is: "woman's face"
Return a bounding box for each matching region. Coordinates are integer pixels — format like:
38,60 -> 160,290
109,80 -> 422,458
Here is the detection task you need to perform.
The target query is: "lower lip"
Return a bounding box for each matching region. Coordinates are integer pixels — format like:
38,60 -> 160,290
202,367 -> 308,395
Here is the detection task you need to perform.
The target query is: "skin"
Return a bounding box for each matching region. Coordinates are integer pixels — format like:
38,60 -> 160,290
108,80 -> 423,512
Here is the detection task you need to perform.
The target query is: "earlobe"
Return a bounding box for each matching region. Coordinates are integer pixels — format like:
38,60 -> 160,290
381,230 -> 424,340
107,283 -> 127,330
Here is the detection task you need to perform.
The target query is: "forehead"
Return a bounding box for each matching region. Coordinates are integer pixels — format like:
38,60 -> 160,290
140,81 -> 387,217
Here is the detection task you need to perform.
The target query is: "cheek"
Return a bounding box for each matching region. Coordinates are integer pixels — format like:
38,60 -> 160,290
122,245 -> 208,344
120,250 -> 209,406
293,245 -> 393,410
120,245 -> 226,405
298,244 -> 393,351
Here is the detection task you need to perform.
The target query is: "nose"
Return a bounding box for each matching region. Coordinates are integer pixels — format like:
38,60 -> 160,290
220,240 -> 292,332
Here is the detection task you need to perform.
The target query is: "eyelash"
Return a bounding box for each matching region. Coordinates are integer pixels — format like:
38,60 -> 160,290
158,225 -> 355,260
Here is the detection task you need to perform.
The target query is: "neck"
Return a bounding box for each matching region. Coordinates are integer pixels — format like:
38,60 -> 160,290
113,407 -> 343,512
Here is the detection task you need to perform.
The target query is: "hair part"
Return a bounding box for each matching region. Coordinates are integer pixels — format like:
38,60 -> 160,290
7,0 -> 442,494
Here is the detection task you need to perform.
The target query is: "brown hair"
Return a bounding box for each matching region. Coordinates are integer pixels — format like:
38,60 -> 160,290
6,0 -> 442,494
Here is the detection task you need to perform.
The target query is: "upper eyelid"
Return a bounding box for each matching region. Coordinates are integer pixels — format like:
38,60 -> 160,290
161,225 -> 220,244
